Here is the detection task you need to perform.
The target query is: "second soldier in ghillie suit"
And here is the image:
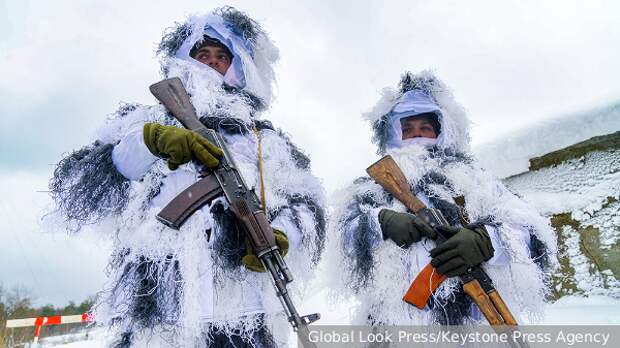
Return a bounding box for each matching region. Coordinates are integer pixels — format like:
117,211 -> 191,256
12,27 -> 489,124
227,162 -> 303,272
48,7 -> 326,347
328,70 -> 557,326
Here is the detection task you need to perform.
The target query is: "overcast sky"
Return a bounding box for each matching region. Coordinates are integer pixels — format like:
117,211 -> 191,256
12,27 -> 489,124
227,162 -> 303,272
1,0 -> 619,306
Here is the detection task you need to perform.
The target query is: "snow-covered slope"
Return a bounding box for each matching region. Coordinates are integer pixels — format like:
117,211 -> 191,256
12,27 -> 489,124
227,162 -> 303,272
472,100 -> 620,301
502,130 -> 620,300
474,101 -> 620,179
505,145 -> 620,216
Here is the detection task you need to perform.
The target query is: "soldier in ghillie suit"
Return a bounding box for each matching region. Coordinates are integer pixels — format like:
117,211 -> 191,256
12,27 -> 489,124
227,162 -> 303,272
329,70 -> 557,326
48,7 -> 326,347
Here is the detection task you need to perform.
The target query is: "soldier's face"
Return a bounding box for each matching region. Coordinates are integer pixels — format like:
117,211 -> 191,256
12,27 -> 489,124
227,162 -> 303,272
400,117 -> 438,139
192,46 -> 232,76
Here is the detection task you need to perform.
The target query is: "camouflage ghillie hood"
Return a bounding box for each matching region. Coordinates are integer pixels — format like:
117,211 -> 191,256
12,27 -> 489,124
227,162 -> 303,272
326,70 -> 558,326
364,70 -> 471,155
157,6 -> 279,108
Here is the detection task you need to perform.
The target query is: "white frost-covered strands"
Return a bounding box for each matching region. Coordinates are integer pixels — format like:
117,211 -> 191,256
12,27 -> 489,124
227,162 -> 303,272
47,7 -> 325,348
157,6 -> 279,108
364,70 -> 471,155
328,70 -> 558,326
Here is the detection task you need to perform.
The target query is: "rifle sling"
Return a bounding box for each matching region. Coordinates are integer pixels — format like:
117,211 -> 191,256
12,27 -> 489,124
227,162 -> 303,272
252,126 -> 267,214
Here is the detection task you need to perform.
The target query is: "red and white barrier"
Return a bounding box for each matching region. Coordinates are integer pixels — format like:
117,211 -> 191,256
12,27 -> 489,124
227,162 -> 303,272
5,313 -> 93,343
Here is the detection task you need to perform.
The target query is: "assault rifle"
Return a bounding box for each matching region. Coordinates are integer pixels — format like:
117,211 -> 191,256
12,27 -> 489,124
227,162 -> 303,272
367,155 -> 529,348
149,77 -> 319,348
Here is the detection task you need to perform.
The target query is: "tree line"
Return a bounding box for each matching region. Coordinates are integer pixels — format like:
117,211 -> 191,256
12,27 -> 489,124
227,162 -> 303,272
1,283 -> 94,346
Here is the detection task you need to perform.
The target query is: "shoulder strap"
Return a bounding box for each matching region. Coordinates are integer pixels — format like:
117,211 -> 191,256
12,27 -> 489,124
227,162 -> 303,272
253,125 -> 267,214
453,195 -> 470,226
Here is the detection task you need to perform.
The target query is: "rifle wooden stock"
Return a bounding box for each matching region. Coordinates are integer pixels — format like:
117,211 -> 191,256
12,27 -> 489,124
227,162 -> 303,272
366,156 -> 426,213
462,280 -> 505,326
149,78 -> 205,131
366,155 -> 522,332
488,290 -> 518,326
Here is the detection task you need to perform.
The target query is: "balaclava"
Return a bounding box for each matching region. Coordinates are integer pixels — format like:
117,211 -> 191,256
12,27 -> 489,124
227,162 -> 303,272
156,6 -> 279,108
364,70 -> 471,155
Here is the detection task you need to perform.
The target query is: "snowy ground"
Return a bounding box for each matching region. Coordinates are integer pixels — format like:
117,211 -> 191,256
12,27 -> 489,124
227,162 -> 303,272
31,295 -> 620,347
542,296 -> 620,325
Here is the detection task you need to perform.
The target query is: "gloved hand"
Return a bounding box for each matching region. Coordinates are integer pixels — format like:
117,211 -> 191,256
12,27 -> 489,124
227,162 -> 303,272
378,209 -> 436,248
242,229 -> 289,273
143,123 -> 223,170
430,226 -> 494,277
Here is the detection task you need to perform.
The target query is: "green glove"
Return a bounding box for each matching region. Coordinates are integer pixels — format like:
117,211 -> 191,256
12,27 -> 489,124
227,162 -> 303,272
143,123 -> 223,170
378,209 -> 436,248
430,226 -> 494,277
242,229 -> 289,273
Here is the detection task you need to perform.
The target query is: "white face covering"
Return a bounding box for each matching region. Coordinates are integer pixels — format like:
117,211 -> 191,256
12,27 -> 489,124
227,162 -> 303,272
386,115 -> 440,149
384,89 -> 444,150
174,14 -> 248,90
401,137 -> 438,148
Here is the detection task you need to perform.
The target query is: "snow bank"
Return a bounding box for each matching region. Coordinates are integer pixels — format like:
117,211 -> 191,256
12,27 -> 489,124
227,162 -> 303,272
503,132 -> 620,300
543,295 -> 620,325
504,150 -> 620,216
473,101 -> 620,178
37,328 -> 105,347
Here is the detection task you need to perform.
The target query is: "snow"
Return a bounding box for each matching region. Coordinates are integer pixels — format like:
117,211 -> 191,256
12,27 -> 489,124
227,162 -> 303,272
54,341 -> 101,348
502,145 -> 620,299
473,102 -> 620,179
543,295 -> 620,325
504,150 -> 620,216
578,200 -> 620,250
561,225 -> 607,295
37,329 -> 104,347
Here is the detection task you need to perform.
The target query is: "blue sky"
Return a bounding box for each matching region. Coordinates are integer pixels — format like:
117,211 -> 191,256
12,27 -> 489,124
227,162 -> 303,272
1,0 -> 619,306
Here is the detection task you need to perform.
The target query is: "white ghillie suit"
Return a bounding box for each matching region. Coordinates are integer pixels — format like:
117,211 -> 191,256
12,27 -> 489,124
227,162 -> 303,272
329,71 -> 557,326
48,7 -> 326,347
